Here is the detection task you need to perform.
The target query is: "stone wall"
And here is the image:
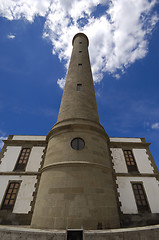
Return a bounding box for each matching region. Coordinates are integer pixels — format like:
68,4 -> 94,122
0,225 -> 159,240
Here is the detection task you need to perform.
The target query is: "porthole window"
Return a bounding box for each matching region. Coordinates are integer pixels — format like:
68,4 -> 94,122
71,138 -> 85,150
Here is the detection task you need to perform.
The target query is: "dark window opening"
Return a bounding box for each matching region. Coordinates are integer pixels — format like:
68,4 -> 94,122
123,150 -> 138,172
71,138 -> 85,150
79,51 -> 82,53
67,230 -> 83,240
2,182 -> 20,210
79,41 -> 82,44
132,183 -> 150,213
97,222 -> 103,229
77,84 -> 82,91
14,148 -> 31,171
78,64 -> 82,70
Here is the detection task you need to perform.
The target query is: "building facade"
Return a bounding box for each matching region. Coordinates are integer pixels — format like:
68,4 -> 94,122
0,135 -> 46,225
0,33 -> 159,229
110,137 -> 159,227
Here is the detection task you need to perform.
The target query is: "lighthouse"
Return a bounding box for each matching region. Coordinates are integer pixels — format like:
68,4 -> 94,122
31,33 -> 120,230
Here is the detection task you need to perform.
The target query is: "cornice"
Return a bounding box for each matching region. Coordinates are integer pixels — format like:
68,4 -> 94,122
0,171 -> 41,176
3,139 -> 47,147
109,142 -> 150,148
47,119 -> 109,142
115,172 -> 159,177
42,161 -> 112,173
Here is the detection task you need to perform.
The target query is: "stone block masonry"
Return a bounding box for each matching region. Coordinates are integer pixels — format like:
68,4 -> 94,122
31,33 -> 120,230
0,225 -> 159,240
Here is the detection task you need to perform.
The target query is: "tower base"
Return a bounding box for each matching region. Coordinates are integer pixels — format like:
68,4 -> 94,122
0,224 -> 159,240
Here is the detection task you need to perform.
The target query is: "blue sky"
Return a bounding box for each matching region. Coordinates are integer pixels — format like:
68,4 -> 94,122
0,0 -> 159,167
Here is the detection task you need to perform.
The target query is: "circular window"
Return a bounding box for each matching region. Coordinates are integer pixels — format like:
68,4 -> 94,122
71,138 -> 85,150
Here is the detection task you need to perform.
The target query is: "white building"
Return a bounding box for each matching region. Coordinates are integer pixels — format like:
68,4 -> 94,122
110,137 -> 159,227
0,135 -> 46,225
0,135 -> 159,227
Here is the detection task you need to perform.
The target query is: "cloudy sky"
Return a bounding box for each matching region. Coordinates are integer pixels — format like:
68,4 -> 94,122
0,0 -> 159,166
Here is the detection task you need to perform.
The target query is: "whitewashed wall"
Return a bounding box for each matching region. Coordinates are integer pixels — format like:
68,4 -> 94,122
117,177 -> 159,214
133,149 -> 153,173
0,136 -> 46,215
0,146 -> 45,172
26,147 -> 44,172
0,176 -> 37,213
111,148 -> 128,173
111,148 -> 154,174
0,146 -> 21,172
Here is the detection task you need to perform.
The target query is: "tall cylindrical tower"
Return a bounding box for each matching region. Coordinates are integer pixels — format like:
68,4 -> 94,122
31,33 -> 120,230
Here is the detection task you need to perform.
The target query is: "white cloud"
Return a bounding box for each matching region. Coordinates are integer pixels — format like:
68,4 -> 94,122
0,136 -> 7,149
7,34 -> 15,39
152,123 -> 159,130
0,0 -> 51,22
0,0 -> 158,88
57,77 -> 66,89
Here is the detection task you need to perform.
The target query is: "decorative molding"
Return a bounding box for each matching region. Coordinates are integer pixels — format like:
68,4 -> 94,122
146,147 -> 159,174
0,172 -> 40,176
140,138 -> 146,143
3,140 -> 47,147
109,148 -> 122,226
52,117 -> 103,129
109,142 -> 151,148
115,173 -> 159,177
42,161 -> 112,173
47,120 -> 109,142
7,135 -> 14,140
0,144 -> 8,166
30,146 -> 47,214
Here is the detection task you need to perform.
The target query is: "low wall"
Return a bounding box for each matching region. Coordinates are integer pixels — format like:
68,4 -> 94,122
0,224 -> 159,240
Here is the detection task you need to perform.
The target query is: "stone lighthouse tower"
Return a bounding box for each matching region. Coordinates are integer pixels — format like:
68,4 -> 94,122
31,33 -> 120,230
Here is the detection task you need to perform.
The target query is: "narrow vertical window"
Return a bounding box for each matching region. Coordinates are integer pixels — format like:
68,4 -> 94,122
77,84 -> 82,91
78,63 -> 82,70
123,150 -> 138,172
132,183 -> 150,213
2,182 -> 20,210
14,148 -> 31,171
